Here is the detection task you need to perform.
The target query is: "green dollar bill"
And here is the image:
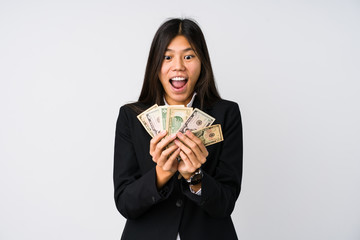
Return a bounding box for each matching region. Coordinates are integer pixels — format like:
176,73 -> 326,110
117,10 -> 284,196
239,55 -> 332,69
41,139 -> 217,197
166,107 -> 193,135
136,104 -> 158,137
178,108 -> 215,133
192,124 -> 224,146
145,107 -> 162,136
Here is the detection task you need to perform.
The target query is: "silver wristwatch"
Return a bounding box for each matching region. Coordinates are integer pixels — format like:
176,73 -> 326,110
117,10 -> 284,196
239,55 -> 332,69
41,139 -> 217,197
186,168 -> 203,185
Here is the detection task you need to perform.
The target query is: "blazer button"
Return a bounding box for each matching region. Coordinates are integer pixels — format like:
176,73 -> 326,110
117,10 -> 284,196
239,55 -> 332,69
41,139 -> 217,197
176,199 -> 183,208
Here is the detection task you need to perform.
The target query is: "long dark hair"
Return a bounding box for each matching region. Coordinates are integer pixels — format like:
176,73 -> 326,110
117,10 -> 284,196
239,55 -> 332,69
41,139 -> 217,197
130,18 -> 221,112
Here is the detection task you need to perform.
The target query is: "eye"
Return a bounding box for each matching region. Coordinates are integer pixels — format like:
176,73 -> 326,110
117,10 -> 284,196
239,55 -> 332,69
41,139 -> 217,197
184,55 -> 195,60
164,55 -> 172,60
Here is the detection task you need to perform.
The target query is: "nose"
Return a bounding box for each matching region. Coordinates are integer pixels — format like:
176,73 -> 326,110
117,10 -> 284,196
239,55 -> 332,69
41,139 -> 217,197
172,56 -> 185,71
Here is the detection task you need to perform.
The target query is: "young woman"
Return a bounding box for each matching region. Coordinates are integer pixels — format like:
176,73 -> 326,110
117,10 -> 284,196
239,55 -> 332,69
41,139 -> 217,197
114,18 -> 243,240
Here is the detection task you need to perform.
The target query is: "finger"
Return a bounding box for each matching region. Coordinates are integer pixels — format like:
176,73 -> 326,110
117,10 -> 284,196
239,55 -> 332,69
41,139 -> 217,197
150,130 -> 167,154
162,148 -> 180,172
155,134 -> 177,154
156,144 -> 179,167
176,132 -> 206,164
174,139 -> 201,169
179,150 -> 199,173
152,134 -> 177,160
185,130 -> 208,157
159,133 -> 177,148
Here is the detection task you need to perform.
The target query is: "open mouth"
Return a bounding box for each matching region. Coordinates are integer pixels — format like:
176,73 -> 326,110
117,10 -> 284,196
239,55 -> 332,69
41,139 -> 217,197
170,77 -> 188,89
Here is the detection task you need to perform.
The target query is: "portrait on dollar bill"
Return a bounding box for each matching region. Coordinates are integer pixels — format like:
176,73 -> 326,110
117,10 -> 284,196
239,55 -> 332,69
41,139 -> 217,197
114,18 -> 243,240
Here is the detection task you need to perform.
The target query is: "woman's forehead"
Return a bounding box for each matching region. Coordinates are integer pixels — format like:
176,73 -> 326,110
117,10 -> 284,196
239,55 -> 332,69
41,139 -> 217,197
165,35 -> 196,52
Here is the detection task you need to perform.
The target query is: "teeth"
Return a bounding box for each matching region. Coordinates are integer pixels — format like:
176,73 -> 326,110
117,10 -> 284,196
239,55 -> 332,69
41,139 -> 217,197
171,77 -> 186,81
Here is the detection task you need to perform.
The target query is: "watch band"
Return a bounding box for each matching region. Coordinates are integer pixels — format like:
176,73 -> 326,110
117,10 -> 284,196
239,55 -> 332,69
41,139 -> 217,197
186,168 -> 203,185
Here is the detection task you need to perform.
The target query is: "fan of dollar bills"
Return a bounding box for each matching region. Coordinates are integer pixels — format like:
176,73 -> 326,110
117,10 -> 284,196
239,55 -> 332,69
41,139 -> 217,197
137,104 -> 224,147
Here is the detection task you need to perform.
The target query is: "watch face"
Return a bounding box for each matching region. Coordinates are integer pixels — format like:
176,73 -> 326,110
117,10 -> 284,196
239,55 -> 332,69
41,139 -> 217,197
192,174 -> 202,182
190,172 -> 203,185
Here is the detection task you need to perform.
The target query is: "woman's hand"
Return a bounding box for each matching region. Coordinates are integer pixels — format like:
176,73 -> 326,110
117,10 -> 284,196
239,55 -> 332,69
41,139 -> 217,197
175,130 -> 208,180
150,130 -> 180,172
150,130 -> 180,189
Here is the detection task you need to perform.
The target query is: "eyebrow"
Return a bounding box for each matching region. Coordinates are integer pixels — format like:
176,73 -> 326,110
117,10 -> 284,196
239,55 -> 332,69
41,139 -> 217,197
165,47 -> 194,52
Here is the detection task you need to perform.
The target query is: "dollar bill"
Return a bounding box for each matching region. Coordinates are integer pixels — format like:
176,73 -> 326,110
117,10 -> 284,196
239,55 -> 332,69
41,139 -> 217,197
192,124 -> 224,146
159,105 -> 184,131
145,107 -> 162,136
136,104 -> 158,137
166,107 -> 193,135
178,108 -> 215,133
138,105 -> 223,148
159,106 -> 168,131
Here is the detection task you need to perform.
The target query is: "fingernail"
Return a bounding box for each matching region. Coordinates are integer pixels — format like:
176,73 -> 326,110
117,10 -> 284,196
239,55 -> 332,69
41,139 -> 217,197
171,134 -> 177,138
174,139 -> 179,144
161,130 -> 167,134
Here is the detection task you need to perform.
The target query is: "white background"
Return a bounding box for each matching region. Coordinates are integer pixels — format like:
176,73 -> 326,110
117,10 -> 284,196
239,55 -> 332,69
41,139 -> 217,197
1,0 -> 359,239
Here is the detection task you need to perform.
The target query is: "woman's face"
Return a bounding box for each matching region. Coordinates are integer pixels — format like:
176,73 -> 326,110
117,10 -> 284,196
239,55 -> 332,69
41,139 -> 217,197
159,35 -> 201,106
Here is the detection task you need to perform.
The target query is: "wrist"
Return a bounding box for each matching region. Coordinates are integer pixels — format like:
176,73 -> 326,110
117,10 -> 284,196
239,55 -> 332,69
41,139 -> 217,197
155,165 -> 175,189
185,168 -> 203,185
181,172 -> 193,180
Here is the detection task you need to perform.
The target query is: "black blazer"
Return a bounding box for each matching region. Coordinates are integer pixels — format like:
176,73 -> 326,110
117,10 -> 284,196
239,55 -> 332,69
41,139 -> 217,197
113,97 -> 243,240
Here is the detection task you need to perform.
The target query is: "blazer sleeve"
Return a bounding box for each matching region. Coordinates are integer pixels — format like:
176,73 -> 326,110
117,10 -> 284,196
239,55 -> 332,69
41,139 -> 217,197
113,105 -> 175,220
181,102 -> 243,218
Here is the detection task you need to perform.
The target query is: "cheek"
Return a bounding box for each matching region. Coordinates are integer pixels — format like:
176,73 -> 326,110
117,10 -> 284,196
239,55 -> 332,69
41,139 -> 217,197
159,66 -> 170,82
190,63 -> 201,82
159,70 -> 167,83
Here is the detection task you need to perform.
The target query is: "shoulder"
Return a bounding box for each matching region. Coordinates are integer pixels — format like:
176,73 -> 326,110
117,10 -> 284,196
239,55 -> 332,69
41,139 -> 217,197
213,99 -> 239,107
207,99 -> 241,114
116,102 -> 153,136
205,99 -> 242,128
116,102 -> 152,132
119,102 -> 152,117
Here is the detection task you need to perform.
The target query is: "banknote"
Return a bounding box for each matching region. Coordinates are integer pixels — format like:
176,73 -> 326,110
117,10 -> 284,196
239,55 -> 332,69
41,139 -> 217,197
137,104 -> 158,137
159,105 -> 184,131
145,107 -> 162,136
192,124 -> 224,146
158,106 -> 168,131
178,108 -> 215,133
166,107 -> 193,135
138,105 -> 223,148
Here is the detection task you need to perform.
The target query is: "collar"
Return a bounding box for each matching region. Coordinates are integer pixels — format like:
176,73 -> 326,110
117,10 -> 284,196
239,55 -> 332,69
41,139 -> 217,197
163,92 -> 197,107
